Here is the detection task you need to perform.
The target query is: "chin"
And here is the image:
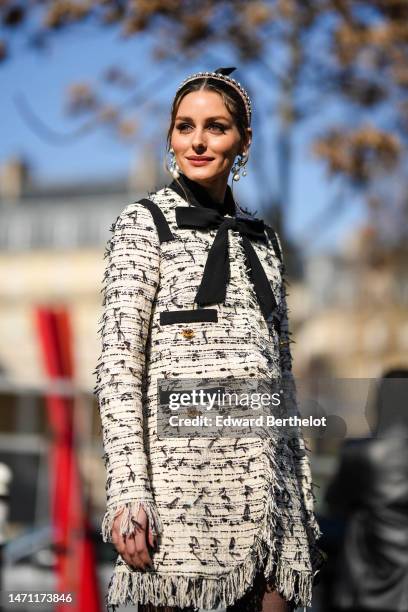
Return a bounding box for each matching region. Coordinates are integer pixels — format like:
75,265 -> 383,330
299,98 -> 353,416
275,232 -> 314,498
180,165 -> 218,182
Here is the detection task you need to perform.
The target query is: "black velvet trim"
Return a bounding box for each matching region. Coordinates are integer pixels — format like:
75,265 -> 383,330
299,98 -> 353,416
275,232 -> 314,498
136,198 -> 175,243
160,309 -> 218,325
167,172 -> 236,217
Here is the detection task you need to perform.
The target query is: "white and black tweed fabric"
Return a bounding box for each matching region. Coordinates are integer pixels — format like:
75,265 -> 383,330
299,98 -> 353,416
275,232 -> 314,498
94,172 -> 325,611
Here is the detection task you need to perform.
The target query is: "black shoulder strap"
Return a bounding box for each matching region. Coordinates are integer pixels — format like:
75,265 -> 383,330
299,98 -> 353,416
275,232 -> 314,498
136,198 -> 175,244
265,225 -> 282,263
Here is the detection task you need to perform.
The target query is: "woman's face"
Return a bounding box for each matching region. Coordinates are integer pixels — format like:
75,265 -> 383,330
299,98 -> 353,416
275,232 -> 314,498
170,90 -> 250,186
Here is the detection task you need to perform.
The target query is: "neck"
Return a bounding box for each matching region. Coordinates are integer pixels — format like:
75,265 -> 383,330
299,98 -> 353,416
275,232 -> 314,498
168,171 -> 237,216
185,173 -> 227,204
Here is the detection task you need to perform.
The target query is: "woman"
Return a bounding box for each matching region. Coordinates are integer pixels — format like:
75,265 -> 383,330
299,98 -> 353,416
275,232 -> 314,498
94,67 -> 324,612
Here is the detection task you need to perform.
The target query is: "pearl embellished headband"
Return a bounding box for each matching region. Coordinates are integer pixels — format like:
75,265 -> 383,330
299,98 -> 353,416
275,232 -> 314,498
175,67 -> 252,126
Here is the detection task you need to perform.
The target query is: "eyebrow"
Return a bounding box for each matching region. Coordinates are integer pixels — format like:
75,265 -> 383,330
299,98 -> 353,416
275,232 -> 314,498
175,115 -> 230,122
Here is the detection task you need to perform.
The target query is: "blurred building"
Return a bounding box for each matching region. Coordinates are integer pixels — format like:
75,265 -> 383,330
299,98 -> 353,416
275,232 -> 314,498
286,225 -> 408,458
0,150 -> 164,531
292,226 -> 408,379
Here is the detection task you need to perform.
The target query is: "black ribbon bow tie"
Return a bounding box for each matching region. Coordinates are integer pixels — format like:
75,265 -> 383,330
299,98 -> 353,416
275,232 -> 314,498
175,206 -> 277,322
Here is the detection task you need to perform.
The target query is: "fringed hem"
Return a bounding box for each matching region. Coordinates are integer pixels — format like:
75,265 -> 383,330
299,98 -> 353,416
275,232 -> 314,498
105,440 -> 323,610
101,500 -> 163,544
105,537 -> 315,610
255,436 -> 322,608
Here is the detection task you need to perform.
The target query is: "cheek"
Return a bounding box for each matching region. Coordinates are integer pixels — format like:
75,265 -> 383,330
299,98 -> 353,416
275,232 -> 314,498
171,130 -> 189,153
210,136 -> 240,160
171,132 -> 182,152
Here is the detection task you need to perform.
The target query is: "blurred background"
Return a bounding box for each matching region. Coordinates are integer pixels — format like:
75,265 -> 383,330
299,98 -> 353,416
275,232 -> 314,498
0,1 -> 407,611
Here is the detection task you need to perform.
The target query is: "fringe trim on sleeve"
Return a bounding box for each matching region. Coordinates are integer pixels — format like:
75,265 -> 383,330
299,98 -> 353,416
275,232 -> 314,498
102,500 -> 164,544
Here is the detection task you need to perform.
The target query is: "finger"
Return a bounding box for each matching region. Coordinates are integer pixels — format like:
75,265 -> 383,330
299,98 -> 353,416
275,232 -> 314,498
117,535 -> 142,569
125,535 -> 146,570
135,527 -> 153,569
122,550 -> 137,568
111,510 -> 125,545
125,552 -> 145,570
111,522 -> 121,546
112,523 -> 130,556
133,506 -> 152,568
114,533 -> 127,556
125,533 -> 136,558
147,523 -> 155,549
135,545 -> 152,569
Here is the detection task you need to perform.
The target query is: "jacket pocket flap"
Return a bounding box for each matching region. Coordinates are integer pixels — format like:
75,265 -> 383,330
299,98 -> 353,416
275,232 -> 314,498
160,309 -> 218,325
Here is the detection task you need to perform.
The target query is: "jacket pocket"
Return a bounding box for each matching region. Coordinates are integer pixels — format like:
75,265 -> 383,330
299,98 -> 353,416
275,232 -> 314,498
160,308 -> 218,326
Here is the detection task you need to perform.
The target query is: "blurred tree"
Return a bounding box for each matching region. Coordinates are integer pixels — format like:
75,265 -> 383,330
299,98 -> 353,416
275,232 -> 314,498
1,0 -> 407,255
309,0 -> 408,249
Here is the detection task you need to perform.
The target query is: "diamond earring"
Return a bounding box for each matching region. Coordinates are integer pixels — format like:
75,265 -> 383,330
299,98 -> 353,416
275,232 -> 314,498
231,152 -> 248,181
167,148 -> 180,179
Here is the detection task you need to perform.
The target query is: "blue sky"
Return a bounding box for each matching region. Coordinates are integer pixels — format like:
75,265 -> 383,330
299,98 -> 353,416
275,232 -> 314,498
0,20 -> 366,254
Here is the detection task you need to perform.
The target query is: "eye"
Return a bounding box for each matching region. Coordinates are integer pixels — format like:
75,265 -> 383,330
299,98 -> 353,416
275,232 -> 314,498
208,123 -> 226,133
175,121 -> 227,133
176,122 -> 192,132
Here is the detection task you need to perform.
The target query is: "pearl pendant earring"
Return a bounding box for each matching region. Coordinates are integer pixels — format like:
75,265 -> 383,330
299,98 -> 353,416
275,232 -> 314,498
168,147 -> 180,179
231,152 -> 248,181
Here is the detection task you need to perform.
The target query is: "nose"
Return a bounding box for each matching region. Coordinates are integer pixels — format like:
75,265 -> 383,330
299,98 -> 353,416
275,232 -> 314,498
191,126 -> 207,152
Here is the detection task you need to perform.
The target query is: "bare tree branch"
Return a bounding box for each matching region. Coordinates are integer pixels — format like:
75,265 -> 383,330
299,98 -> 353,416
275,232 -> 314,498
12,58 -> 187,145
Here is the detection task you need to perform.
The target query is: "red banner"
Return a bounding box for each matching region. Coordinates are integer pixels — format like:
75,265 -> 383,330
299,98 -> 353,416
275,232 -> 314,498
35,306 -> 101,612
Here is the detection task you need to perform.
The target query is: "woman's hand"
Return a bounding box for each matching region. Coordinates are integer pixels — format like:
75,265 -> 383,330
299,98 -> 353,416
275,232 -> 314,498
112,506 -> 157,570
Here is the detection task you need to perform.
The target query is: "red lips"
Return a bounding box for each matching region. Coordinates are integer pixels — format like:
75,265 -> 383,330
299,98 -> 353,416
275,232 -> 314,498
186,156 -> 214,161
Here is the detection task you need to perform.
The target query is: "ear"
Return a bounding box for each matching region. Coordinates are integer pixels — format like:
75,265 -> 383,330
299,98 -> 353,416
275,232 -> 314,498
241,127 -> 252,156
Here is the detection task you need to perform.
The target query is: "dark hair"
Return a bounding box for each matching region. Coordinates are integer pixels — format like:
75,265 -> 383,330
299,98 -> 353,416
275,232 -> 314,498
166,76 -> 251,152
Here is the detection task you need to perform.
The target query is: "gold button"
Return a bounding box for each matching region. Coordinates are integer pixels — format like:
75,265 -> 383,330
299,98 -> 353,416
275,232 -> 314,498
182,328 -> 195,339
187,406 -> 200,417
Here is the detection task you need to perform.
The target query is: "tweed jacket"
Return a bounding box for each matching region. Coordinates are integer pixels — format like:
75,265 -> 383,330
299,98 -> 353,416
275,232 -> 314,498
94,172 -> 325,611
